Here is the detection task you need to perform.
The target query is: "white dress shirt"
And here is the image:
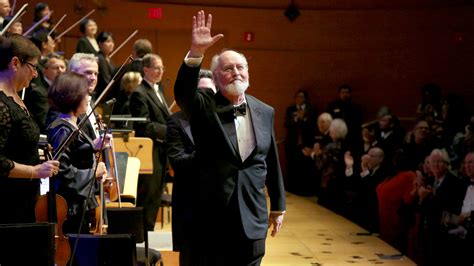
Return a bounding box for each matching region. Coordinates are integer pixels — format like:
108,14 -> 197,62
234,102 -> 256,161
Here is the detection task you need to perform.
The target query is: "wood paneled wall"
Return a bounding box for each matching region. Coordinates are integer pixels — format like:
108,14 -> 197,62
18,1 -> 473,165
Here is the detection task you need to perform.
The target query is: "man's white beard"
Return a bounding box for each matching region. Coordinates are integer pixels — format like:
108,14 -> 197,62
222,80 -> 249,96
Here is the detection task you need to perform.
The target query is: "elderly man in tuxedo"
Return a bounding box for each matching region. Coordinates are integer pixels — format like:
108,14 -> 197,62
174,10 -> 286,266
129,53 -> 169,231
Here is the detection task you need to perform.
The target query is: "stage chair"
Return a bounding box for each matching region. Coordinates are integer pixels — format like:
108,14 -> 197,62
160,186 -> 172,229
107,207 -> 163,266
68,233 -> 136,266
107,156 -> 141,208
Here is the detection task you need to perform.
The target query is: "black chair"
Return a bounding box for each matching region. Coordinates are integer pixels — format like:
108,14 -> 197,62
0,222 -> 54,266
68,233 -> 136,266
107,207 -> 163,266
160,187 -> 172,229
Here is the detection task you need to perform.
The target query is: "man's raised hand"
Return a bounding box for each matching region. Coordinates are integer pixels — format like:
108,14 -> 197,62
189,10 -> 224,58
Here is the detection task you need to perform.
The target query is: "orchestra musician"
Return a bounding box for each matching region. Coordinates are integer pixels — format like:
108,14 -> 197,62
47,71 -> 109,234
76,18 -> 99,55
0,34 -> 59,224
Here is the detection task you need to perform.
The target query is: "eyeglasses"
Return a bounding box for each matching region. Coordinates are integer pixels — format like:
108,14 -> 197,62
22,61 -> 39,73
150,66 -> 165,72
220,64 -> 247,74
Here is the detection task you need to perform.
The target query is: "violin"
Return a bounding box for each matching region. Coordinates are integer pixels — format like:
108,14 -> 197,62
89,113 -> 122,235
35,146 -> 71,266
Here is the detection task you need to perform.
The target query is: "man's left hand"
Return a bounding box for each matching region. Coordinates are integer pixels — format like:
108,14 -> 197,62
269,212 -> 285,237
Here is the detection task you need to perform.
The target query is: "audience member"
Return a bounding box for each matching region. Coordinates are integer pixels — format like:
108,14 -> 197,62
346,147 -> 390,233
284,89 -> 317,196
326,83 -> 363,153
399,119 -> 441,170
418,149 -> 467,265
376,151 -> 416,252
304,118 -> 348,211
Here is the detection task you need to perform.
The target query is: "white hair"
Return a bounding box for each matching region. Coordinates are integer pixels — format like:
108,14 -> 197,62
430,148 -> 451,167
68,53 -> 98,72
329,119 -> 348,140
210,49 -> 248,73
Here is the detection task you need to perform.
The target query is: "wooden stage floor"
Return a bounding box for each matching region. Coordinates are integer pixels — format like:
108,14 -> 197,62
156,192 -> 416,266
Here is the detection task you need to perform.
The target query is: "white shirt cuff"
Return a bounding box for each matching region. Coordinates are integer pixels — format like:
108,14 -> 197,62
184,51 -> 203,67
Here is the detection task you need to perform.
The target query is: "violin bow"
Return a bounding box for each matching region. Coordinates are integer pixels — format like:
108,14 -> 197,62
9,0 -> 16,16
48,14 -> 67,37
109,29 -> 139,59
55,9 -> 95,40
23,10 -> 54,37
0,3 -> 27,36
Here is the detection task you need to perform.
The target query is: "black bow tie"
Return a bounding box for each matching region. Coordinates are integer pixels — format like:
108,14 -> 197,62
234,102 -> 247,117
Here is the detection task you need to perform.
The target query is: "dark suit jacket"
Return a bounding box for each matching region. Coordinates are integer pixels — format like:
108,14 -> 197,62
174,62 -> 286,240
129,80 -> 169,176
166,111 -> 195,251
24,76 -> 50,133
422,172 -> 467,232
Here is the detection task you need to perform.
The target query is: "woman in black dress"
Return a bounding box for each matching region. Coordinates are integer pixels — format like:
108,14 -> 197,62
47,71 -> 108,233
0,34 -> 59,224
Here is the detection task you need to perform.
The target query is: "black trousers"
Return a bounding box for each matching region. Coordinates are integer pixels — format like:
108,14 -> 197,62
189,190 -> 266,266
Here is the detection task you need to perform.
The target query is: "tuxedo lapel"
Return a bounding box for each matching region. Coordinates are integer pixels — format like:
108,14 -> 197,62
247,96 -> 265,153
214,92 -> 240,158
178,117 -> 194,145
143,82 -> 170,116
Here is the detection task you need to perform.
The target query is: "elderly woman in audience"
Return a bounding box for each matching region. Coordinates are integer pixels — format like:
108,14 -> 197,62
314,112 -> 333,147
304,118 -> 348,212
376,151 -> 417,253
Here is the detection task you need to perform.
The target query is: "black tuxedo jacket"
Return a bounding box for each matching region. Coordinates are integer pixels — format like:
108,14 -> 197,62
166,111 -> 195,251
174,62 -> 286,240
24,76 -> 50,133
129,80 -> 169,174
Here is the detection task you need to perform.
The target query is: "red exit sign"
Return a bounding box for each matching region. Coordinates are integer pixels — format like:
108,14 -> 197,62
148,8 -> 163,19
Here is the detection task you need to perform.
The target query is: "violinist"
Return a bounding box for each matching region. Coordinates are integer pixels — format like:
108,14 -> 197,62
47,71 -> 109,234
2,16 -> 23,36
0,34 -> 59,224
95,31 -> 115,101
76,18 -> 99,55
31,2 -> 53,33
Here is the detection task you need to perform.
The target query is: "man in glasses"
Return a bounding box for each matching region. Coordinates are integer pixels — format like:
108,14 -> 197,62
173,11 -> 286,265
129,53 -> 170,231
